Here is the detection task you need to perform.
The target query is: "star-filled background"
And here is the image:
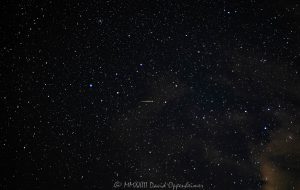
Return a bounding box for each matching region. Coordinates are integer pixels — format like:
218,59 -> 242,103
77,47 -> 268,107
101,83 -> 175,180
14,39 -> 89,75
1,0 -> 300,189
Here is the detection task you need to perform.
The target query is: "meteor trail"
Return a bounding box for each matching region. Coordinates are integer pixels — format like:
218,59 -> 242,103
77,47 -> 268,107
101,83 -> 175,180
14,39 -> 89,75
140,100 -> 154,103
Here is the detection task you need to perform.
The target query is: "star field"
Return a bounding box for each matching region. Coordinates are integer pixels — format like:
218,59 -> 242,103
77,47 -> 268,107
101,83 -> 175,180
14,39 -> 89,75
1,0 -> 300,189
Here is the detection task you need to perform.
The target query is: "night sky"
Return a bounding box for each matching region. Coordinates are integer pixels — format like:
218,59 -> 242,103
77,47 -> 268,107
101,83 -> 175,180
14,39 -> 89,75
2,0 -> 300,189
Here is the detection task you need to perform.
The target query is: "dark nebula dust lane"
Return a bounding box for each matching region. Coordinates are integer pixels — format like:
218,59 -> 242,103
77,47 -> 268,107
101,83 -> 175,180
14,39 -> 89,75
1,0 -> 300,189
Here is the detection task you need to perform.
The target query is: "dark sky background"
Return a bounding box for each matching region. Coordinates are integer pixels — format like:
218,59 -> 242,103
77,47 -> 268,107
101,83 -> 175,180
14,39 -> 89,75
1,0 -> 300,189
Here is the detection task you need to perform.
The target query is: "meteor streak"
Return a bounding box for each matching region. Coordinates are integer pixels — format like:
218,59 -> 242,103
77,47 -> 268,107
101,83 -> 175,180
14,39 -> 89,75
140,100 -> 154,103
